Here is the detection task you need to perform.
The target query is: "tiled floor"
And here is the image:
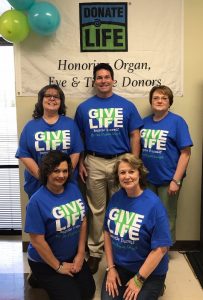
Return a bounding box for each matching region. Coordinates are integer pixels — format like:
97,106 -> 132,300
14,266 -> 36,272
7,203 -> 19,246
0,236 -> 202,300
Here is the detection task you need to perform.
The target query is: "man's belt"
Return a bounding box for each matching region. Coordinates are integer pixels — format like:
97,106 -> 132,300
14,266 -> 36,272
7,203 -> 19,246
86,151 -> 126,159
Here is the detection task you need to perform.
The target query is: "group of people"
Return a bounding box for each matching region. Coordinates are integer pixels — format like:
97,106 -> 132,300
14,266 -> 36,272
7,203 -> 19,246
16,63 -> 193,300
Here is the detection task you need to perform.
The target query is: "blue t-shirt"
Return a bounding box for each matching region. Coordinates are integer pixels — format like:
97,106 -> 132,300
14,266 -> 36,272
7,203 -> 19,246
25,183 -> 88,262
140,112 -> 193,185
104,188 -> 172,275
75,93 -> 143,155
16,116 -> 84,197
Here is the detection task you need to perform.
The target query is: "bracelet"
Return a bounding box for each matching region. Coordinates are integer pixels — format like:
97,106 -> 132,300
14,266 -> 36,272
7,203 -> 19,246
106,264 -> 115,272
55,262 -> 63,272
134,275 -> 143,289
136,271 -> 146,284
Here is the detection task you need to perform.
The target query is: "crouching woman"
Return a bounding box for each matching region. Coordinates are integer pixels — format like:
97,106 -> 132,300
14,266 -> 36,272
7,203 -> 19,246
101,153 -> 172,300
25,150 -> 95,300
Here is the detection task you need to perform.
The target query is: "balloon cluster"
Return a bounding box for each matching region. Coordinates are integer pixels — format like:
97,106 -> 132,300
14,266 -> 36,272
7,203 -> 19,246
0,0 -> 61,43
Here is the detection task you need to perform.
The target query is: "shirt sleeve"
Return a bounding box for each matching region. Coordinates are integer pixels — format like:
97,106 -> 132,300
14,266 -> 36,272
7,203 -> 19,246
150,202 -> 172,249
15,123 -> 32,158
69,121 -> 84,154
74,106 -> 84,133
176,117 -> 193,150
128,103 -> 143,132
24,198 -> 46,234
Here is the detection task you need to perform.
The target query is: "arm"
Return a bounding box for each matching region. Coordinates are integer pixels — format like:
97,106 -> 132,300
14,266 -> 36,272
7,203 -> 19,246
168,147 -> 191,194
124,247 -> 168,299
79,153 -> 88,183
19,157 -> 39,179
29,234 -> 75,276
104,231 -> 121,297
72,216 -> 87,273
138,246 -> 168,278
70,153 -> 80,170
130,129 -> 141,158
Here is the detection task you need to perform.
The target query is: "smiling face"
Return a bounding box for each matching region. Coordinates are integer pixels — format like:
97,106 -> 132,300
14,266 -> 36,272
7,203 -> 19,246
118,161 -> 141,195
46,160 -> 69,193
94,69 -> 115,98
151,90 -> 170,116
42,88 -> 61,115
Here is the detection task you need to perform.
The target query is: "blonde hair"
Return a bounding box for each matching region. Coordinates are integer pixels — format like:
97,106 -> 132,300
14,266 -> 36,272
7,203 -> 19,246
113,153 -> 148,188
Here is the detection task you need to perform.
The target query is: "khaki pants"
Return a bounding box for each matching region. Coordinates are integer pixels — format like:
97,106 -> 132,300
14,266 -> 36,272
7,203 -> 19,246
147,182 -> 181,243
84,155 -> 119,257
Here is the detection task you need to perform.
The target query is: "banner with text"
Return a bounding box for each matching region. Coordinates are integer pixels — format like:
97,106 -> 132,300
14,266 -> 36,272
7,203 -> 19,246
15,0 -> 183,98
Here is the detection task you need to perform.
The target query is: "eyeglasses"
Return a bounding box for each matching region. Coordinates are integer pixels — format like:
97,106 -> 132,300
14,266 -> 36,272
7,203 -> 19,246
44,94 -> 60,100
152,96 -> 169,102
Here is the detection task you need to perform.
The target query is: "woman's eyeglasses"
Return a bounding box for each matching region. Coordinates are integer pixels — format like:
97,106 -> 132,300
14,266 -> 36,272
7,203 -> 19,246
152,96 -> 169,102
44,94 -> 60,100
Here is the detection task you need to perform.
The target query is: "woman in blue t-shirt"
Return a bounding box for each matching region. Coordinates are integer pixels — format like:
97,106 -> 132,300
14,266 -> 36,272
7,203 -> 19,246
16,84 -> 83,198
25,150 -> 95,300
101,153 -> 172,300
140,85 -> 193,242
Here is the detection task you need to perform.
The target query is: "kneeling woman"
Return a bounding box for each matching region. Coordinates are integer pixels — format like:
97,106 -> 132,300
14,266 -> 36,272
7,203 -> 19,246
25,150 -> 95,300
101,153 -> 172,300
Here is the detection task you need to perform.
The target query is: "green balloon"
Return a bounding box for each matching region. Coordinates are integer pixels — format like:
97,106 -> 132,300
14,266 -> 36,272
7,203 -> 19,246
0,10 -> 30,43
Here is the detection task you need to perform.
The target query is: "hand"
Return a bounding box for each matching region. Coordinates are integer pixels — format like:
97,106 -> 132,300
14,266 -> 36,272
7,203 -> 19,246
58,262 -> 75,277
123,277 -> 141,300
105,268 -> 122,298
72,253 -> 85,273
168,181 -> 180,196
79,161 -> 88,183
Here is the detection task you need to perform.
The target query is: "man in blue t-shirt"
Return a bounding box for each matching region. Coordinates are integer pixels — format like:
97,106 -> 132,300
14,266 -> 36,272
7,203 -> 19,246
75,63 -> 143,274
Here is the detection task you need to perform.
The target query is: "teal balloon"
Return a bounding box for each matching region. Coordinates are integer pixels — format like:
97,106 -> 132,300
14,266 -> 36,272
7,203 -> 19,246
28,2 -> 61,36
0,10 -> 30,43
7,0 -> 35,11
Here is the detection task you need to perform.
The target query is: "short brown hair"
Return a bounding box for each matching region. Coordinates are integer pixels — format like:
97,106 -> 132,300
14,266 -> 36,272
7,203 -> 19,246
149,85 -> 173,106
93,63 -> 114,80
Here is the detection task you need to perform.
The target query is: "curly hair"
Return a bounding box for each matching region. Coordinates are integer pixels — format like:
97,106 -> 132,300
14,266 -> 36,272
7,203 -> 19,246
113,153 -> 149,189
32,84 -> 67,119
39,150 -> 73,186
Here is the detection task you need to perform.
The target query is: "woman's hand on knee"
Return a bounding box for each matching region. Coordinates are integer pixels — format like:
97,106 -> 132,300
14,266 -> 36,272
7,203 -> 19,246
123,278 -> 140,300
106,268 -> 122,297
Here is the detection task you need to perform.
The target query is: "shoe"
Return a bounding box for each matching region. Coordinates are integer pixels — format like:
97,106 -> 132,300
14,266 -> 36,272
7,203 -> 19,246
87,256 -> 101,274
159,284 -> 166,297
27,272 -> 41,288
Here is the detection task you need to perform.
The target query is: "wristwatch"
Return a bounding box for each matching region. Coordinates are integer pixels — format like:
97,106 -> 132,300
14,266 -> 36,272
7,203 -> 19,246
172,178 -> 181,186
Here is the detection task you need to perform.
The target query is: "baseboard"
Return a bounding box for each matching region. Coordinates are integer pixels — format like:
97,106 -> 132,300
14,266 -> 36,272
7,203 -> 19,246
22,240 -> 201,252
170,240 -> 200,251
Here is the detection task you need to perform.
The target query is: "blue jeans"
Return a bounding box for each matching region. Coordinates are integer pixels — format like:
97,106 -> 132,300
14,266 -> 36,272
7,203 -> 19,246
101,265 -> 166,300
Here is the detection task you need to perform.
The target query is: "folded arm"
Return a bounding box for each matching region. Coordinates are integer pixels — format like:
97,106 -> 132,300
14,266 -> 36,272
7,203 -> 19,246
19,157 -> 39,179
